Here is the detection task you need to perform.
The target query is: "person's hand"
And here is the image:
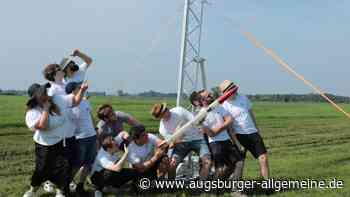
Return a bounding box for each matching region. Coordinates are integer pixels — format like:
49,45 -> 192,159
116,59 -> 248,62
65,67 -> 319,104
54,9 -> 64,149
43,101 -> 52,111
80,82 -> 88,91
168,142 -> 175,149
169,158 -> 177,168
158,140 -> 169,149
120,131 -> 130,140
154,148 -> 165,159
71,49 -> 81,57
211,126 -> 221,134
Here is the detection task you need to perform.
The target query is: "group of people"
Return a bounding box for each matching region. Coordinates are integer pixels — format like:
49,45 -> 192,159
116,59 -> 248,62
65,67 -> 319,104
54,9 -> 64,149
23,49 -> 270,197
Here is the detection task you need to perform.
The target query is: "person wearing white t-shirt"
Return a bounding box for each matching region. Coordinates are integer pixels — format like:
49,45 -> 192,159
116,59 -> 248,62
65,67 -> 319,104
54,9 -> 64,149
91,132 -> 138,197
150,103 -> 211,179
65,82 -> 97,196
219,80 -> 269,180
43,63 -> 89,193
23,83 -> 69,197
60,49 -> 93,84
198,90 -> 243,179
127,124 -> 169,179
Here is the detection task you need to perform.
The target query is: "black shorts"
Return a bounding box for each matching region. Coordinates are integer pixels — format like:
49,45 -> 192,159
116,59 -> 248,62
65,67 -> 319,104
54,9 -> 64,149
236,132 -> 267,159
209,140 -> 243,169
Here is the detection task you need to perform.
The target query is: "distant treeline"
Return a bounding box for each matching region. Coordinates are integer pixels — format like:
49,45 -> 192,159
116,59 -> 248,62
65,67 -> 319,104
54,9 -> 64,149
0,89 -> 106,97
247,93 -> 350,103
1,89 -> 349,103
120,90 -> 350,103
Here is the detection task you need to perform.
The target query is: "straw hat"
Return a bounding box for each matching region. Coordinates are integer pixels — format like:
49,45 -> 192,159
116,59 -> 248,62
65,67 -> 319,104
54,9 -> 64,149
150,103 -> 168,118
219,80 -> 236,93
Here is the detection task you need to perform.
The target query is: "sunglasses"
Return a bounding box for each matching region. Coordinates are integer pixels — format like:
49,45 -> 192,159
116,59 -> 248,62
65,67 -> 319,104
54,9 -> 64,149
68,61 -> 78,67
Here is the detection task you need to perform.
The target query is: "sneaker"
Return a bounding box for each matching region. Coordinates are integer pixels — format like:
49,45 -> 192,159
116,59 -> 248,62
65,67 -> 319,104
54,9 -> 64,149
69,181 -> 77,192
43,181 -> 55,193
23,190 -> 34,197
95,190 -> 103,197
55,189 -> 66,197
55,193 -> 66,197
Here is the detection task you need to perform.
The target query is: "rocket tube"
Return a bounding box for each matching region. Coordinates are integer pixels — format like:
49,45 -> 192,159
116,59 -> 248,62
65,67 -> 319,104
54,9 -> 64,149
218,85 -> 239,104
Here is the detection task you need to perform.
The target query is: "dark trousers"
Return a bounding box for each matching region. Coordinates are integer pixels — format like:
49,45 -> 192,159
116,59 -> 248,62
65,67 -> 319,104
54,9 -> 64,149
138,165 -> 158,180
30,142 -> 69,193
209,140 -> 243,179
91,168 -> 139,190
63,136 -> 79,184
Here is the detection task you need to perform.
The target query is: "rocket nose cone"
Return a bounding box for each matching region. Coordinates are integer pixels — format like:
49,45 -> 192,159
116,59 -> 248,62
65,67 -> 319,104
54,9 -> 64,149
218,85 -> 239,104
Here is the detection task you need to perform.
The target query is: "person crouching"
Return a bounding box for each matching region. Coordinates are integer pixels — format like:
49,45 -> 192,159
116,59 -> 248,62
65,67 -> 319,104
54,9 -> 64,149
91,132 -> 138,197
127,124 -> 170,180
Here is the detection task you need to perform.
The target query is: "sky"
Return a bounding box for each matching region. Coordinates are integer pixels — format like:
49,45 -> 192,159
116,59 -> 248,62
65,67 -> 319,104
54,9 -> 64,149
0,0 -> 349,96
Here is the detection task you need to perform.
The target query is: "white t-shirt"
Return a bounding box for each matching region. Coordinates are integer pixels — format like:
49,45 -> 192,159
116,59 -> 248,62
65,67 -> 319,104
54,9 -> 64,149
52,94 -> 76,138
127,133 -> 159,165
72,99 -> 96,139
159,107 -> 203,142
222,94 -> 258,135
92,148 -> 119,173
202,106 -> 231,143
64,63 -> 88,84
47,82 -> 66,97
25,108 -> 66,146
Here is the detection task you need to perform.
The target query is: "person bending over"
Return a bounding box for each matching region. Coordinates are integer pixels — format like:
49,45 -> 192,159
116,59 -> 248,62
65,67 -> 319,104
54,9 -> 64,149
96,104 -> 139,139
127,124 -> 170,179
151,103 -> 211,179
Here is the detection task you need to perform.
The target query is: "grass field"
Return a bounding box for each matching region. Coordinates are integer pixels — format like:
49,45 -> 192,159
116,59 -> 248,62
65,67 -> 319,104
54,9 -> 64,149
0,95 -> 349,197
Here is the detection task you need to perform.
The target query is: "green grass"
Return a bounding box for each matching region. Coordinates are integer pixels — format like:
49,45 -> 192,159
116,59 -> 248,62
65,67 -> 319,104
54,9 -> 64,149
0,95 -> 349,197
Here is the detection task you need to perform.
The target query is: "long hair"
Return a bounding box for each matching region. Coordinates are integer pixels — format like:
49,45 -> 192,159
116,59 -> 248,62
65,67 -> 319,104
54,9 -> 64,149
25,83 -> 60,115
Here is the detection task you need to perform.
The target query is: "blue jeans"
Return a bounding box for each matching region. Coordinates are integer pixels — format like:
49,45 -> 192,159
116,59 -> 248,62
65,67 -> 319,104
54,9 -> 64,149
77,135 -> 97,166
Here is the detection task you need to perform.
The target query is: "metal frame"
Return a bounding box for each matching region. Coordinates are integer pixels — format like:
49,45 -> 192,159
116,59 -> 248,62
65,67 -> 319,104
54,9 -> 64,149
175,0 -> 209,180
176,0 -> 208,107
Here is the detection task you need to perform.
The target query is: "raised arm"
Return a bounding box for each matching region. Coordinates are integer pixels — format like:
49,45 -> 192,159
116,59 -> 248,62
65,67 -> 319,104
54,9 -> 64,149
127,116 -> 139,126
72,49 -> 93,66
72,82 -> 88,107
